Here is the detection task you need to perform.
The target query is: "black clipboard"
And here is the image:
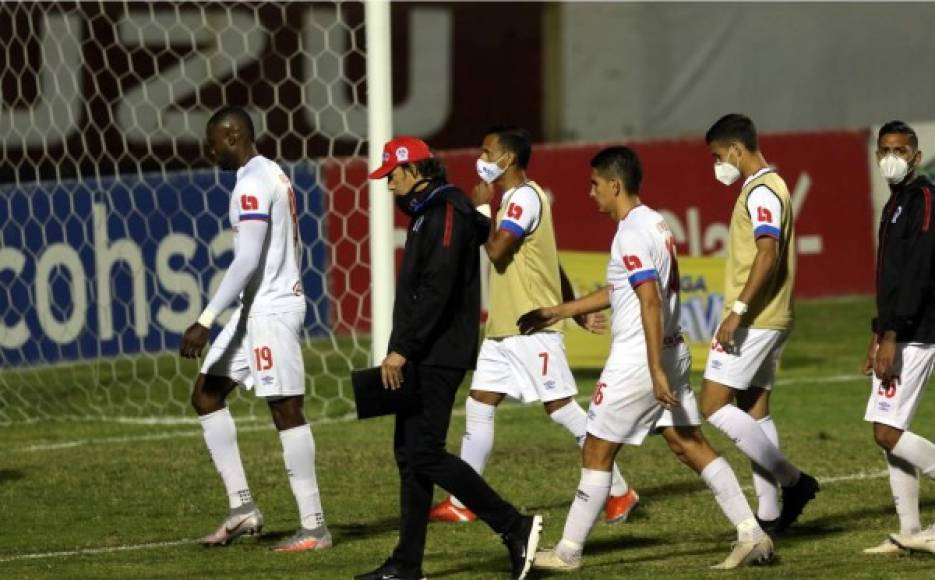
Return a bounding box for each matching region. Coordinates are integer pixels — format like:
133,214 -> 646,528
351,365 -> 420,419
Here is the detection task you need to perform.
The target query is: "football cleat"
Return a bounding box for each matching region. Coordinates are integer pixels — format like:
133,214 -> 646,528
776,472 -> 820,531
711,535 -> 774,569
890,526 -> 935,554
605,488 -> 640,524
532,548 -> 581,572
863,538 -> 903,555
502,514 -> 543,580
428,497 -> 477,523
271,526 -> 333,553
200,504 -> 264,546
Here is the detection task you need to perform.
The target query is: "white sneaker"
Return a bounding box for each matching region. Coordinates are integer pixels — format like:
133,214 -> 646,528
532,548 -> 581,572
711,535 -> 774,569
863,538 -> 902,555
201,505 -> 264,546
890,527 -> 935,554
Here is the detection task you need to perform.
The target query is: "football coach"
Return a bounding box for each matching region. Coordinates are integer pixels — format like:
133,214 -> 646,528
355,137 -> 541,580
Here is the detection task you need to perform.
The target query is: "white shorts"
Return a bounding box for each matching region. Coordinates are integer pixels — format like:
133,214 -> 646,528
587,343 -> 701,445
864,343 -> 935,430
201,308 -> 306,398
470,333 -> 578,403
703,328 -> 790,391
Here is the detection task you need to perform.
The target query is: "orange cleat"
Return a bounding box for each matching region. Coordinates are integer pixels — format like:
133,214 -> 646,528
429,497 -> 477,523
271,527 -> 333,553
605,488 -> 639,524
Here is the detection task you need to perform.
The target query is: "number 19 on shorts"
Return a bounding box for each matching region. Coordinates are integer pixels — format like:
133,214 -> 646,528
253,346 -> 273,371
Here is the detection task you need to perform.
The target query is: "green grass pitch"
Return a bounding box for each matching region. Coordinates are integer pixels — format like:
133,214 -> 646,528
3,296 -> 935,579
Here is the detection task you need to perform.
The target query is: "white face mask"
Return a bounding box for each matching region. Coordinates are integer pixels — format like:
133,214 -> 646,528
879,154 -> 910,185
476,154 -> 507,184
713,148 -> 741,186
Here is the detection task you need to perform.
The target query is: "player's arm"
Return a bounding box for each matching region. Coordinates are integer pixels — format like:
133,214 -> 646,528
633,279 -> 678,408
717,187 -> 783,350
517,286 -> 610,335
481,183 -> 540,270
180,219 -> 269,358
560,264 -> 608,334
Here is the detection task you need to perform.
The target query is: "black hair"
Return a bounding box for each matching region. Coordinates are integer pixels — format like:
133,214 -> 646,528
590,146 -> 642,194
207,106 -> 256,142
485,126 -> 532,169
705,113 -> 758,152
410,156 -> 447,182
878,120 -> 918,149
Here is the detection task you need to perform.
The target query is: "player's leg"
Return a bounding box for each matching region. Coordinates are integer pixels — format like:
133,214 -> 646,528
194,310 -> 263,546
544,395 -> 637,523
534,434 -> 622,571
251,312 -> 330,552
433,338 -> 509,520
865,344 -> 935,552
266,395 -> 331,552
701,329 -> 818,530
737,386 -> 781,527
661,426 -> 773,568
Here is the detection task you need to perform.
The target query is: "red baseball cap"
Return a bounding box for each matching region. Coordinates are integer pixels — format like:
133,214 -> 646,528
368,136 -> 433,179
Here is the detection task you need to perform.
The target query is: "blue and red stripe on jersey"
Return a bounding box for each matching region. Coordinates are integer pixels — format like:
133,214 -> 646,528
753,224 -> 781,240
500,220 -> 525,238
628,269 -> 658,288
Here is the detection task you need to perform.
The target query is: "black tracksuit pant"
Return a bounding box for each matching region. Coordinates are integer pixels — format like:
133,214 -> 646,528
391,363 -> 522,568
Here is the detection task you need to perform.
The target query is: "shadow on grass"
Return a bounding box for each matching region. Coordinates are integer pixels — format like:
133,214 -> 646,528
777,497 -> 935,545
428,554 -> 511,578
0,469 -> 25,483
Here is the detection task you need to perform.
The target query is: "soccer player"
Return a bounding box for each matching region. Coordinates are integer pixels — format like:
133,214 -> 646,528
699,113 -> 818,532
179,107 -> 330,553
525,146 -> 772,571
862,121 -> 935,555
430,127 -> 638,525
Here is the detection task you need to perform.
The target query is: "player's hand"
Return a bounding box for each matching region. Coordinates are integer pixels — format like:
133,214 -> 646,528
381,351 -> 407,390
874,335 -> 898,382
472,181 -> 495,207
651,368 -> 679,410
861,335 -> 877,376
573,311 -> 608,334
180,323 -> 210,359
518,306 -> 563,335
716,313 -> 741,353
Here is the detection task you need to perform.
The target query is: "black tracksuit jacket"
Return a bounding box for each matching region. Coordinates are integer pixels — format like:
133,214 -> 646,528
874,174 -> 935,343
387,180 -> 490,369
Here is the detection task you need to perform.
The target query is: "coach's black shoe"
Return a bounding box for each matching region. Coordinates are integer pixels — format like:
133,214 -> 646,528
777,472 -> 820,532
354,559 -> 425,580
756,515 -> 781,535
501,514 -> 543,580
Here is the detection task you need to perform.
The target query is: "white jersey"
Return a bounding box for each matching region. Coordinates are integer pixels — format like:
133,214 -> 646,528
606,205 -> 681,369
228,155 -> 305,315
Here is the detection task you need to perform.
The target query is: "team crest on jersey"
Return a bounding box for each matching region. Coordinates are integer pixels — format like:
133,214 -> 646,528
892,206 -> 903,223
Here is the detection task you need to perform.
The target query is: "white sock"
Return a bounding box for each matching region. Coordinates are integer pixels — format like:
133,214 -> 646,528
451,398 -> 497,509
700,457 -> 763,541
199,407 -> 252,509
891,431 -> 935,479
886,451 -> 921,535
708,406 -> 801,487
751,416 -> 781,521
550,402 -> 629,496
280,424 -> 325,530
559,468 -> 612,559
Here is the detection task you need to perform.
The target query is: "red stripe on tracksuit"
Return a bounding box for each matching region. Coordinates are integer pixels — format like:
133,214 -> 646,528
443,202 -> 454,247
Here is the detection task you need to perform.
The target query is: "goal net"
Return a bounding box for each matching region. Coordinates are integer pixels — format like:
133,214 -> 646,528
0,2 -> 380,425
